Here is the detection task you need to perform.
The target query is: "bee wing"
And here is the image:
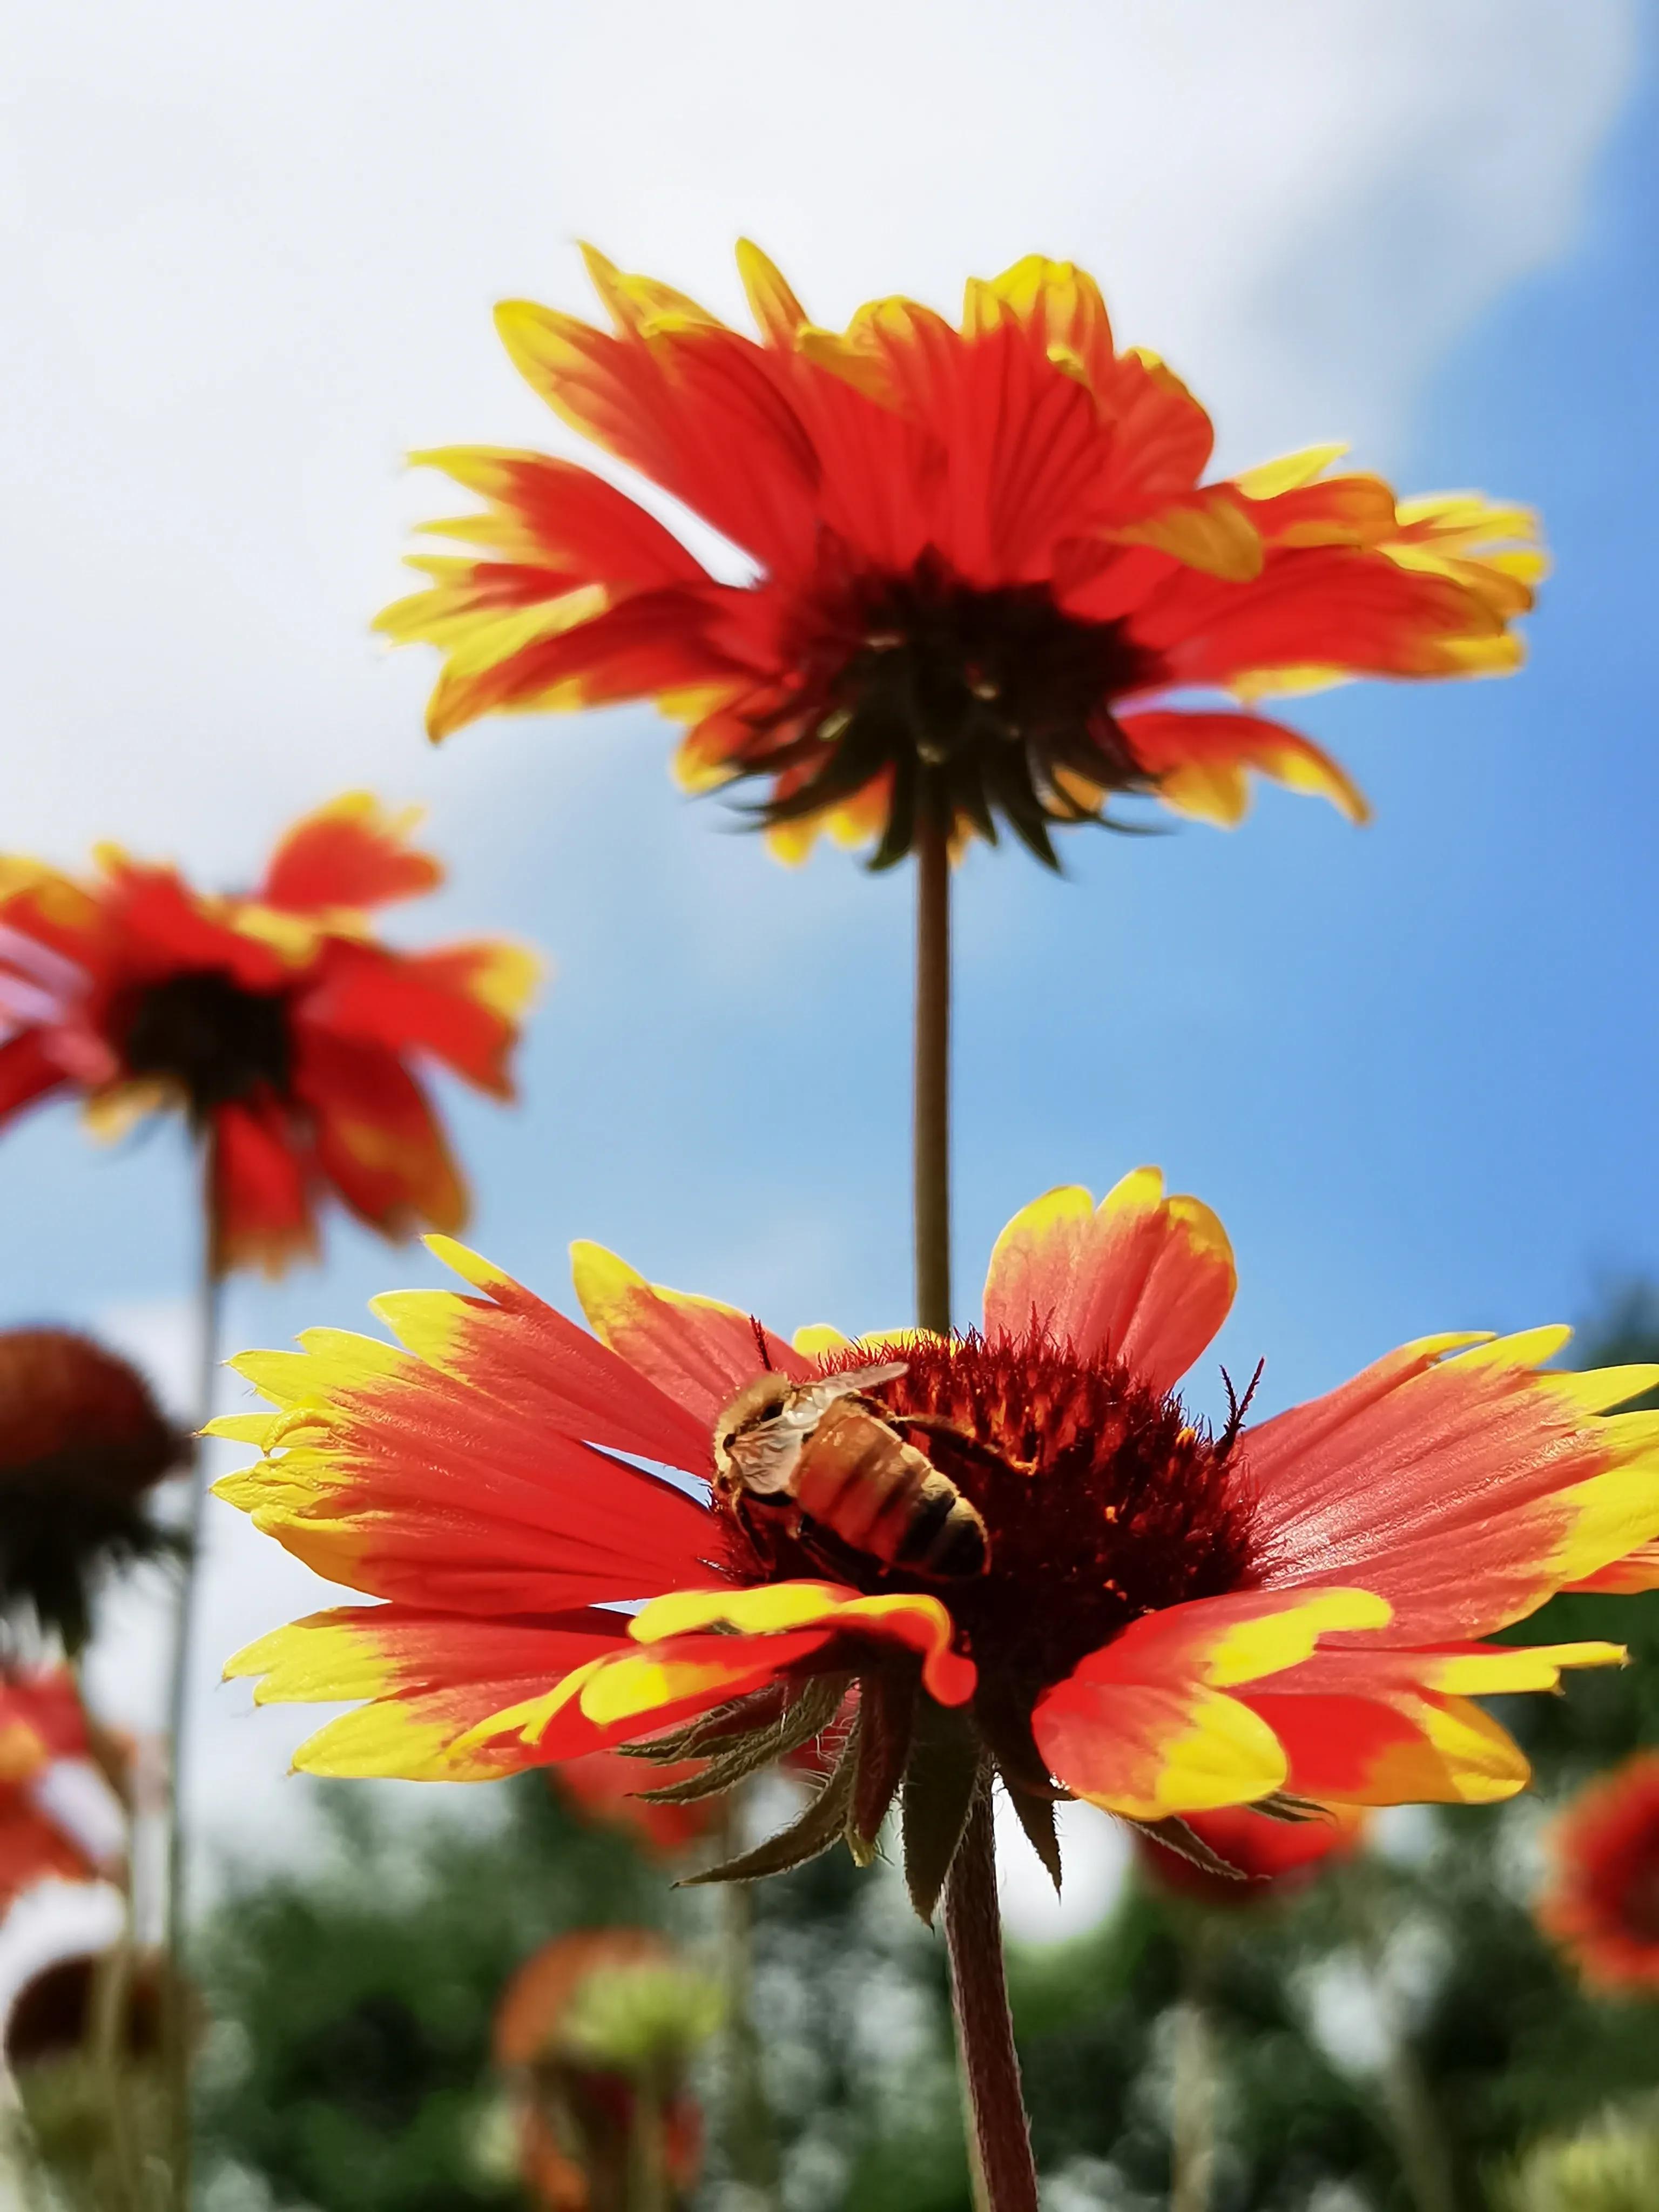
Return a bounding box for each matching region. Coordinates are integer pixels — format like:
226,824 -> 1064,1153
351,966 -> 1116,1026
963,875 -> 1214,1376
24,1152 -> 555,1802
727,1366 -> 909,1499
813,1361 -> 909,1401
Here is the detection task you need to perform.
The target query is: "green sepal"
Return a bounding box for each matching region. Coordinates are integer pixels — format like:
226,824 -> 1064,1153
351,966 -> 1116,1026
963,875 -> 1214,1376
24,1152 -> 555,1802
680,1723 -> 860,1887
639,1673 -> 852,1804
1004,1783 -> 1063,1897
845,1670 -> 918,1866
900,1702 -> 983,1924
1129,1815 -> 1249,1883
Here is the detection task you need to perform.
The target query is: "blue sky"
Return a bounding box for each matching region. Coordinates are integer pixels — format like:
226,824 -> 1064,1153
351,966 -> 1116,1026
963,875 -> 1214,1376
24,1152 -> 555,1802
0,2 -> 1653,1920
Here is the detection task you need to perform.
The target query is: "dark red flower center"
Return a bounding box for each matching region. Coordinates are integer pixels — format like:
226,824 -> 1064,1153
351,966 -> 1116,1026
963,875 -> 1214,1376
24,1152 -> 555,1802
119,969 -> 294,1119
747,547 -> 1164,867
0,1330 -> 187,1653
718,1328 -> 1260,1711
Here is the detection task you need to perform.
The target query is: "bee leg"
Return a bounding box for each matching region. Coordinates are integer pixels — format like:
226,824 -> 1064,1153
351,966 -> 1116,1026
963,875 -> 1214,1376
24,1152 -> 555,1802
893,1415 -> 1036,1479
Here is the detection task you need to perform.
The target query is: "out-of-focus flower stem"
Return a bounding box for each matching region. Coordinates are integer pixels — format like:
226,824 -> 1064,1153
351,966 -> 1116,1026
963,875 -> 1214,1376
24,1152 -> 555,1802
628,2083 -> 672,2212
1348,1885 -> 1458,2212
89,1941 -> 144,2212
1170,1938 -> 1217,2212
161,1144 -> 222,2211
715,1798 -> 780,2207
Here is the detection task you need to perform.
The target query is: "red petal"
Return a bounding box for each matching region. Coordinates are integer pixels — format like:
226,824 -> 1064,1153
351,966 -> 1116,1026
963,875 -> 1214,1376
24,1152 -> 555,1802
981,1169 -> 1235,1395
261,795 -> 442,912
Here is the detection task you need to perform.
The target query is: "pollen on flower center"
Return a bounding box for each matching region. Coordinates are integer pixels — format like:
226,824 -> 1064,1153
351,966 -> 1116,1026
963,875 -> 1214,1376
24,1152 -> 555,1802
756,551 -> 1164,865
720,1328 -> 1260,1701
119,969 -> 294,1117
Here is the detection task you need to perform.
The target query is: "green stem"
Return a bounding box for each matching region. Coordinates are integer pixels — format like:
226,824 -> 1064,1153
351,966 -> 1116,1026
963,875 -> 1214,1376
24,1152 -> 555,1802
913,799 -> 952,1337
161,1140 -> 224,2209
1170,1940 -> 1217,2212
628,2082 -> 672,2212
942,1785 -> 1040,2212
716,1798 -> 779,2205
1348,1886 -> 1459,2212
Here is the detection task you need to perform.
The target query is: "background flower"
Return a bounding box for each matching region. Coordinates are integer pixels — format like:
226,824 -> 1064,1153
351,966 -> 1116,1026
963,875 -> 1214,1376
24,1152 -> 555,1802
495,1929 -> 711,2211
1539,1751 -> 1659,1994
0,793 -> 538,1274
381,246 -> 1537,867
0,1329 -> 187,1652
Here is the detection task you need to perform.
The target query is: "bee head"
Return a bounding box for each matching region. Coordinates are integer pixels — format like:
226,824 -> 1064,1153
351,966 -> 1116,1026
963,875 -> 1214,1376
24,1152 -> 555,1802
712,1373 -> 798,1483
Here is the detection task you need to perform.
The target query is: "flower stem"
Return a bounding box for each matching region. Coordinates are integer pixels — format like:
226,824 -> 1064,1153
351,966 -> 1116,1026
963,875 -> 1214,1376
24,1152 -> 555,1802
1170,1941 -> 1217,2212
913,797 -> 952,1337
161,1142 -> 224,2210
942,1783 -> 1040,2212
715,1798 -> 779,2206
1347,1885 -> 1458,2212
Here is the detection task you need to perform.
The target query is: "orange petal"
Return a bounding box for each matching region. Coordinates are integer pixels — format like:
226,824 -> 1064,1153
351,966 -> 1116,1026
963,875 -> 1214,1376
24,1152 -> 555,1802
570,1242 -> 811,1424
981,1168 -> 1235,1395
1031,1587 -> 1387,1820
260,792 -> 442,912
631,1580 -> 974,1707
1120,710 -> 1371,827
1249,1333 -> 1659,1642
1564,1540 -> 1659,1595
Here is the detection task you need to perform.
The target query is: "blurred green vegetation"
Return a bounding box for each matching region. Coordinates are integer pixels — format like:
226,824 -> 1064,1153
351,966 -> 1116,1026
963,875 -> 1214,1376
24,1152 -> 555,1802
193,1291 -> 1659,2212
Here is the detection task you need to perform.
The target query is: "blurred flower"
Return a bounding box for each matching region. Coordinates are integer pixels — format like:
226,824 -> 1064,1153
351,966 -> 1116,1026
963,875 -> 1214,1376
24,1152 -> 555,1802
1496,2106 -> 1659,2212
215,1166 -> 1652,1912
495,1930 -> 711,2211
552,1750 -> 719,1859
1133,1799 -> 1366,1908
1538,1752 -> 1659,1993
380,245 -> 1539,867
4,1949 -> 176,2209
0,1331 -> 187,1650
0,1669 -> 100,1911
4,1949 -> 164,2071
0,1662 -> 92,1777
0,793 -> 538,1274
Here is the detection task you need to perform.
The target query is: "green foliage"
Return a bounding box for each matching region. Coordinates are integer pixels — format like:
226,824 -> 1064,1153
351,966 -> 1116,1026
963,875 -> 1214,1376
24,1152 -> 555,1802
198,1779 -> 660,2212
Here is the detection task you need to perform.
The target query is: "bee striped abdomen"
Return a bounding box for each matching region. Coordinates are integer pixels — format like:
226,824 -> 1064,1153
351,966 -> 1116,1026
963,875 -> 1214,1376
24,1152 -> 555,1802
795,1400 -> 989,1580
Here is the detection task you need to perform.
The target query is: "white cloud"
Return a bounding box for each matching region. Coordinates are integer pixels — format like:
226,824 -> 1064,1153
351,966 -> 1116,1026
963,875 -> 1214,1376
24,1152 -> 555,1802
0,0 -> 1636,864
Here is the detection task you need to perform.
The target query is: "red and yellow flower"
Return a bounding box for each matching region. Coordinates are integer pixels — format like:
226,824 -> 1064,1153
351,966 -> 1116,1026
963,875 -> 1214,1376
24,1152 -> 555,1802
214,1168 -> 1651,1904
1537,1752 -> 1659,1993
379,246 -> 1540,867
495,1930 -> 707,2211
0,793 -> 538,1274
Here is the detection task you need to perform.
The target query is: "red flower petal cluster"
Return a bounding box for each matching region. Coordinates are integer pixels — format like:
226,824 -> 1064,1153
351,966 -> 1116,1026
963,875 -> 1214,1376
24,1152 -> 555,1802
213,1169 -> 1656,1897
1538,1752 -> 1659,1992
380,246 -> 1540,865
0,794 -> 538,1273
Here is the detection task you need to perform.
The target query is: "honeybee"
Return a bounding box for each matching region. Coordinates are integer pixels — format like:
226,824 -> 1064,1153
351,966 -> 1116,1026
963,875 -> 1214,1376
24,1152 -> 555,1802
712,1361 -> 990,1580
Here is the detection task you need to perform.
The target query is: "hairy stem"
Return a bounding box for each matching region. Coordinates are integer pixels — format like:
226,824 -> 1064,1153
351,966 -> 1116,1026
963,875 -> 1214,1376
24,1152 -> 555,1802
161,1145 -> 223,2209
943,1785 -> 1040,2212
913,799 -> 952,1337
